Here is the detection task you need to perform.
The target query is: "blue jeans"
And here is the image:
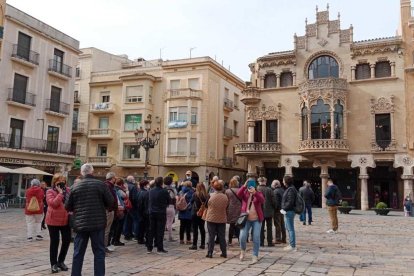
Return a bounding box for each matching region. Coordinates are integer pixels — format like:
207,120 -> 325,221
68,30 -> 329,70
300,203 -> 312,224
123,211 -> 133,238
239,219 -> 262,257
284,211 -> 296,248
72,229 -> 105,276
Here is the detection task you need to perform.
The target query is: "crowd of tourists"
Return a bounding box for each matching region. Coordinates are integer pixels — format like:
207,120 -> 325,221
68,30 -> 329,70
23,163 -> 345,275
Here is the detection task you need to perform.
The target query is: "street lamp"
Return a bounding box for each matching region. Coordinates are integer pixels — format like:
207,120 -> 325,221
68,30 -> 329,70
134,115 -> 161,180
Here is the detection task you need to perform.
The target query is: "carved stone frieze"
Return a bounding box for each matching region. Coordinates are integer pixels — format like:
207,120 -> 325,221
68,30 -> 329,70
351,37 -> 402,58
318,39 -> 328,47
394,154 -> 414,176
328,20 -> 340,34
340,29 -> 351,43
348,154 -> 376,175
306,23 -> 317,36
370,95 -> 394,114
299,139 -> 349,152
296,36 -> 306,49
371,140 -> 397,152
298,78 -> 348,107
247,105 -> 281,121
317,10 -> 329,24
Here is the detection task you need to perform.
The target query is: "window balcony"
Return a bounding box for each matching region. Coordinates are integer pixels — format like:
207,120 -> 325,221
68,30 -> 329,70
298,78 -> 348,99
74,94 -> 80,105
165,88 -> 202,101
371,139 -> 397,153
48,59 -> 72,79
223,98 -> 234,112
223,127 -> 233,140
6,88 -> 36,108
241,86 -> 261,105
0,132 -> 76,156
11,44 -> 39,67
90,103 -> 115,114
88,129 -> 114,140
87,156 -> 112,167
168,121 -> 188,129
298,139 -> 349,155
222,157 -> 233,167
72,123 -> 86,136
45,99 -> 70,117
234,142 -> 281,156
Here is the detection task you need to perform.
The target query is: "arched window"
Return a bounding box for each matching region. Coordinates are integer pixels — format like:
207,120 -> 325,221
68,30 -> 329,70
375,61 -> 391,78
334,101 -> 343,139
264,73 -> 276,88
280,72 -> 293,87
301,105 -> 308,140
308,55 -> 339,79
311,99 -> 331,139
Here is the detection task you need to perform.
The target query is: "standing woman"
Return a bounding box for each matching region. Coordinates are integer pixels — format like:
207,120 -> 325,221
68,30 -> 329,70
111,178 -> 127,246
177,181 -> 194,244
25,179 -> 45,242
46,173 -> 71,273
237,179 -> 265,264
189,182 -> 208,250
225,178 -> 241,246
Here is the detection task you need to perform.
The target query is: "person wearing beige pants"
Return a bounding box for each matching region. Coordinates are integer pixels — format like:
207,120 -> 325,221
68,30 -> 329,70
327,206 -> 338,231
324,179 -> 341,234
105,211 -> 114,251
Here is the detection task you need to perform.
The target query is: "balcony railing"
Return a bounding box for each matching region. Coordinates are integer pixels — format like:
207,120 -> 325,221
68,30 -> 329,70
299,139 -> 349,154
87,156 -> 112,165
371,140 -> 397,152
224,98 -> 234,110
90,102 -> 115,113
234,142 -> 281,155
222,157 -> 233,167
48,59 -> 72,78
7,88 -> 36,106
88,129 -> 114,138
166,88 -> 202,100
45,99 -> 70,115
0,132 -> 76,155
223,127 -> 233,138
11,44 -> 39,65
72,123 -> 85,133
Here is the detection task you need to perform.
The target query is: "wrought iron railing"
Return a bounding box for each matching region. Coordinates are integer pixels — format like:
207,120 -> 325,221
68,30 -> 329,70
224,98 -> 234,109
90,102 -> 115,112
11,44 -> 39,65
72,123 -> 85,133
371,140 -> 396,152
45,99 -> 70,115
48,59 -> 72,78
234,142 -> 281,154
7,88 -> 36,106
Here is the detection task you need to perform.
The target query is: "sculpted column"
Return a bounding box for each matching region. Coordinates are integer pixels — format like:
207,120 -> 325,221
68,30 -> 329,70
247,121 -> 255,143
276,74 -> 280,88
359,175 -> 369,211
349,155 -> 376,211
402,175 -> 414,200
390,61 -> 396,77
394,154 -> 414,200
370,64 -> 375,79
280,155 -> 301,177
351,66 -> 356,81
314,160 -> 336,208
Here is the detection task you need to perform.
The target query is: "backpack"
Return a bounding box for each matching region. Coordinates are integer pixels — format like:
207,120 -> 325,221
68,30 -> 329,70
176,192 -> 189,211
334,187 -> 342,205
27,197 -> 40,212
294,189 -> 305,215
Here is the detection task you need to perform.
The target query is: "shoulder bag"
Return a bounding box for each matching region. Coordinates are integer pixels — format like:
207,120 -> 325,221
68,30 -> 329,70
235,195 -> 254,229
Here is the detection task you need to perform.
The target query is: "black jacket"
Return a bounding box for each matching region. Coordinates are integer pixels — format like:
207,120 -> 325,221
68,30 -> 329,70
66,175 -> 114,232
299,186 -> 315,205
148,186 -> 170,214
136,188 -> 149,217
257,185 -> 276,218
281,186 -> 297,211
273,187 -> 285,210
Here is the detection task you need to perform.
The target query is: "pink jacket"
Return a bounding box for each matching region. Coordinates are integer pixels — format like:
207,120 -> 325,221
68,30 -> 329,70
237,185 -> 265,222
45,188 -> 70,226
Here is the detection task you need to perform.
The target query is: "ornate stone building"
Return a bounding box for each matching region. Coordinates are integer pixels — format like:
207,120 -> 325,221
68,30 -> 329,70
236,5 -> 413,210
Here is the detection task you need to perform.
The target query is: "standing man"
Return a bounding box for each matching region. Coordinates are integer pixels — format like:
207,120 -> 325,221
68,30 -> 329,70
136,180 -> 150,245
147,177 -> 170,254
104,172 -> 118,253
325,179 -> 340,234
185,170 -> 198,189
299,180 -> 315,225
280,175 -> 297,251
123,175 -> 137,240
66,164 -> 114,276
272,180 -> 286,244
257,177 -> 275,247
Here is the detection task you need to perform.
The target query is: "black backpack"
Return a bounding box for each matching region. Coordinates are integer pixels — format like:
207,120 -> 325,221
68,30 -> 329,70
294,189 -> 305,214
334,187 -> 342,205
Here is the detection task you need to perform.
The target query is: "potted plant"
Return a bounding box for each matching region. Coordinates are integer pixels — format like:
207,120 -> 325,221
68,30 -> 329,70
337,200 -> 353,214
373,202 -> 392,216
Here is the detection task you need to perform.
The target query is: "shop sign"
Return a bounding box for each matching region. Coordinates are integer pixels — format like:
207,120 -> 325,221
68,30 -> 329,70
0,157 -> 63,167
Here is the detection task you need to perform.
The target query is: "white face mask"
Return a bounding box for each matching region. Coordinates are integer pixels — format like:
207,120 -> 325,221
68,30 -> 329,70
171,184 -> 176,188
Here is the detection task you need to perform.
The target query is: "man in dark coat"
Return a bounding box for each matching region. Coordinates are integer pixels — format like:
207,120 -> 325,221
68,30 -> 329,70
66,164 -> 114,276
272,180 -> 286,244
299,180 -> 315,225
324,179 -> 341,234
257,177 -> 275,247
281,175 -> 298,251
136,180 -> 150,245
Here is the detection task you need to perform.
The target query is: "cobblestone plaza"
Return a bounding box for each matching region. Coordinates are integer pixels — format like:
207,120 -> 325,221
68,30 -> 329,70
1,208 -> 413,276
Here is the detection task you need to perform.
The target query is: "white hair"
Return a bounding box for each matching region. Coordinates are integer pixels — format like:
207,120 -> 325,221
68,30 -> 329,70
126,175 -> 135,183
31,179 -> 40,187
271,180 -> 281,188
106,172 -> 116,180
81,163 -> 94,177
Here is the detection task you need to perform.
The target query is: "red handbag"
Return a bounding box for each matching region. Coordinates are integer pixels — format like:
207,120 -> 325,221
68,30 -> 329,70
124,197 -> 132,210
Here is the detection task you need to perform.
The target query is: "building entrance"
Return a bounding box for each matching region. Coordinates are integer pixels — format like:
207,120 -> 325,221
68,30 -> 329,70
368,165 -> 399,209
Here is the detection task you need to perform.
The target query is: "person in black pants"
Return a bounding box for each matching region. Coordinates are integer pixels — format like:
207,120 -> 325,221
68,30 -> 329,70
110,178 -> 128,246
136,180 -> 150,245
147,177 -> 170,254
41,181 -> 49,230
189,183 -> 208,250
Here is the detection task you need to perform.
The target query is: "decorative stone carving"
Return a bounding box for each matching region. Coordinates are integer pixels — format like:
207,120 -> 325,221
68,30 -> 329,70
318,39 -> 328,47
370,96 -> 394,114
317,10 -> 329,24
248,63 -> 256,73
298,78 -> 348,107
306,23 -> 317,37
348,154 -> 376,173
234,142 -> 281,156
296,36 -> 306,49
371,140 -> 397,152
340,29 -> 351,43
241,87 -> 261,105
247,105 -> 281,121
299,139 -> 349,152
351,37 -> 401,58
328,20 -> 340,34
394,154 -> 414,176
303,51 -> 344,78
279,155 -> 301,176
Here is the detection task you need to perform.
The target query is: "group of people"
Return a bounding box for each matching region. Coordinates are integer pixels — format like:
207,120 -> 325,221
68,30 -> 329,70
23,163 -> 345,275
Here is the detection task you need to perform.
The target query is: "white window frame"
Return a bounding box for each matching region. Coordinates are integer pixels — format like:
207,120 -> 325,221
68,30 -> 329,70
191,107 -> 198,125
169,106 -> 188,122
168,138 -> 187,156
123,143 -> 140,160
125,85 -> 144,103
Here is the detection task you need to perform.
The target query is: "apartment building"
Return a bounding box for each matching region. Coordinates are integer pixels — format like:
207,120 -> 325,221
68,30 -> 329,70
71,55 -> 246,183
0,4 -> 79,196
236,5 -> 412,210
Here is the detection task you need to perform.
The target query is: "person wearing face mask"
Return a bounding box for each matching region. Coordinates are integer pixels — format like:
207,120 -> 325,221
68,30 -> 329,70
46,173 -> 71,273
185,170 -> 197,189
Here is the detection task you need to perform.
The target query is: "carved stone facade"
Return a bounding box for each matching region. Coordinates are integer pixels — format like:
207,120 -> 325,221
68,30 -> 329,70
247,104 -> 281,121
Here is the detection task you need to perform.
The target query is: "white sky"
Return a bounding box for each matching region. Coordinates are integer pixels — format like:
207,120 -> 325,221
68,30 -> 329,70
7,0 -> 400,80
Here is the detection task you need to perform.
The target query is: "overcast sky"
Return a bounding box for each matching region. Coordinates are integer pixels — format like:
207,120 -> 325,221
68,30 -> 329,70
7,0 -> 399,80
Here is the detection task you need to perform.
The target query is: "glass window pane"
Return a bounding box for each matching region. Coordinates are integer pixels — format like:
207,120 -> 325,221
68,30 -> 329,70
188,78 -> 199,90
124,114 -> 142,131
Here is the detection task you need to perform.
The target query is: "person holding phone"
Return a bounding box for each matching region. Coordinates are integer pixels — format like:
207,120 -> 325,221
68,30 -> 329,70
46,173 -> 71,273
237,178 -> 265,264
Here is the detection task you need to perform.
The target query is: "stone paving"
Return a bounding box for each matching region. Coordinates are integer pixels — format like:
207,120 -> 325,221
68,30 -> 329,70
1,208 -> 414,275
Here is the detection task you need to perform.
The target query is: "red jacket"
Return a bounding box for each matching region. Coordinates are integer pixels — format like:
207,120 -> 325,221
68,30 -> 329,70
45,188 -> 70,226
237,185 -> 265,222
25,186 -> 44,215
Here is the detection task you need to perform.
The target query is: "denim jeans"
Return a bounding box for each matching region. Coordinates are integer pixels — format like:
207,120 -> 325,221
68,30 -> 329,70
239,219 -> 262,257
72,228 -> 105,276
284,211 -> 296,248
123,211 -> 133,238
300,203 -> 312,224
130,210 -> 140,239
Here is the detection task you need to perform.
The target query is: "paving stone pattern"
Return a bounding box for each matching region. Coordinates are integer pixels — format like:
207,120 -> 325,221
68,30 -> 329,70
1,208 -> 414,275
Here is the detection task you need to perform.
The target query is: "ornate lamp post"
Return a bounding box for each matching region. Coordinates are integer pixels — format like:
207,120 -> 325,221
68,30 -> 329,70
134,115 -> 161,180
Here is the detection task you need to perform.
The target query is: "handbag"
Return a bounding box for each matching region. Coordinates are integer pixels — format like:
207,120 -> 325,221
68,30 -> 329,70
27,197 -> 40,212
124,197 -> 132,211
235,195 -> 254,229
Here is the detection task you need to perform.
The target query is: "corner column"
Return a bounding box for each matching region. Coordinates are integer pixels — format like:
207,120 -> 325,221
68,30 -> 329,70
359,174 -> 369,211
351,66 -> 356,81
276,74 -> 280,88
320,166 -> 329,208
390,61 -> 396,77
402,175 -> 414,200
247,121 -> 255,143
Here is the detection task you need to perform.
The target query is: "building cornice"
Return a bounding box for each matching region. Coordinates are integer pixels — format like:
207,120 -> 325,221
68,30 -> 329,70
351,36 -> 402,58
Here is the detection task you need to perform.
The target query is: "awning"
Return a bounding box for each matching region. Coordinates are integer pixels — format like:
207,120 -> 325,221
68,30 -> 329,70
0,165 -> 17,174
13,167 -> 53,175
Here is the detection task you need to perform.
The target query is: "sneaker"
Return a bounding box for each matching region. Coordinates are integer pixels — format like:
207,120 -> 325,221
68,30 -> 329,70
106,245 -> 115,252
326,229 -> 335,234
283,245 -> 294,251
157,249 -> 168,254
146,249 -> 152,254
250,256 -> 258,264
113,241 -> 125,246
36,235 -> 43,241
57,263 -> 68,271
27,237 -> 33,242
189,245 -> 197,250
51,264 -> 59,274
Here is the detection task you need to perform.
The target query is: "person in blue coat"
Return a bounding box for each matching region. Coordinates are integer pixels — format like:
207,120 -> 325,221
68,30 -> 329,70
177,181 -> 194,244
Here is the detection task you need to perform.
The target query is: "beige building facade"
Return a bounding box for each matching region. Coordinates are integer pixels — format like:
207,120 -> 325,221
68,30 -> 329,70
71,55 -> 246,183
0,4 -> 80,196
237,5 -> 413,210
0,0 -> 5,60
